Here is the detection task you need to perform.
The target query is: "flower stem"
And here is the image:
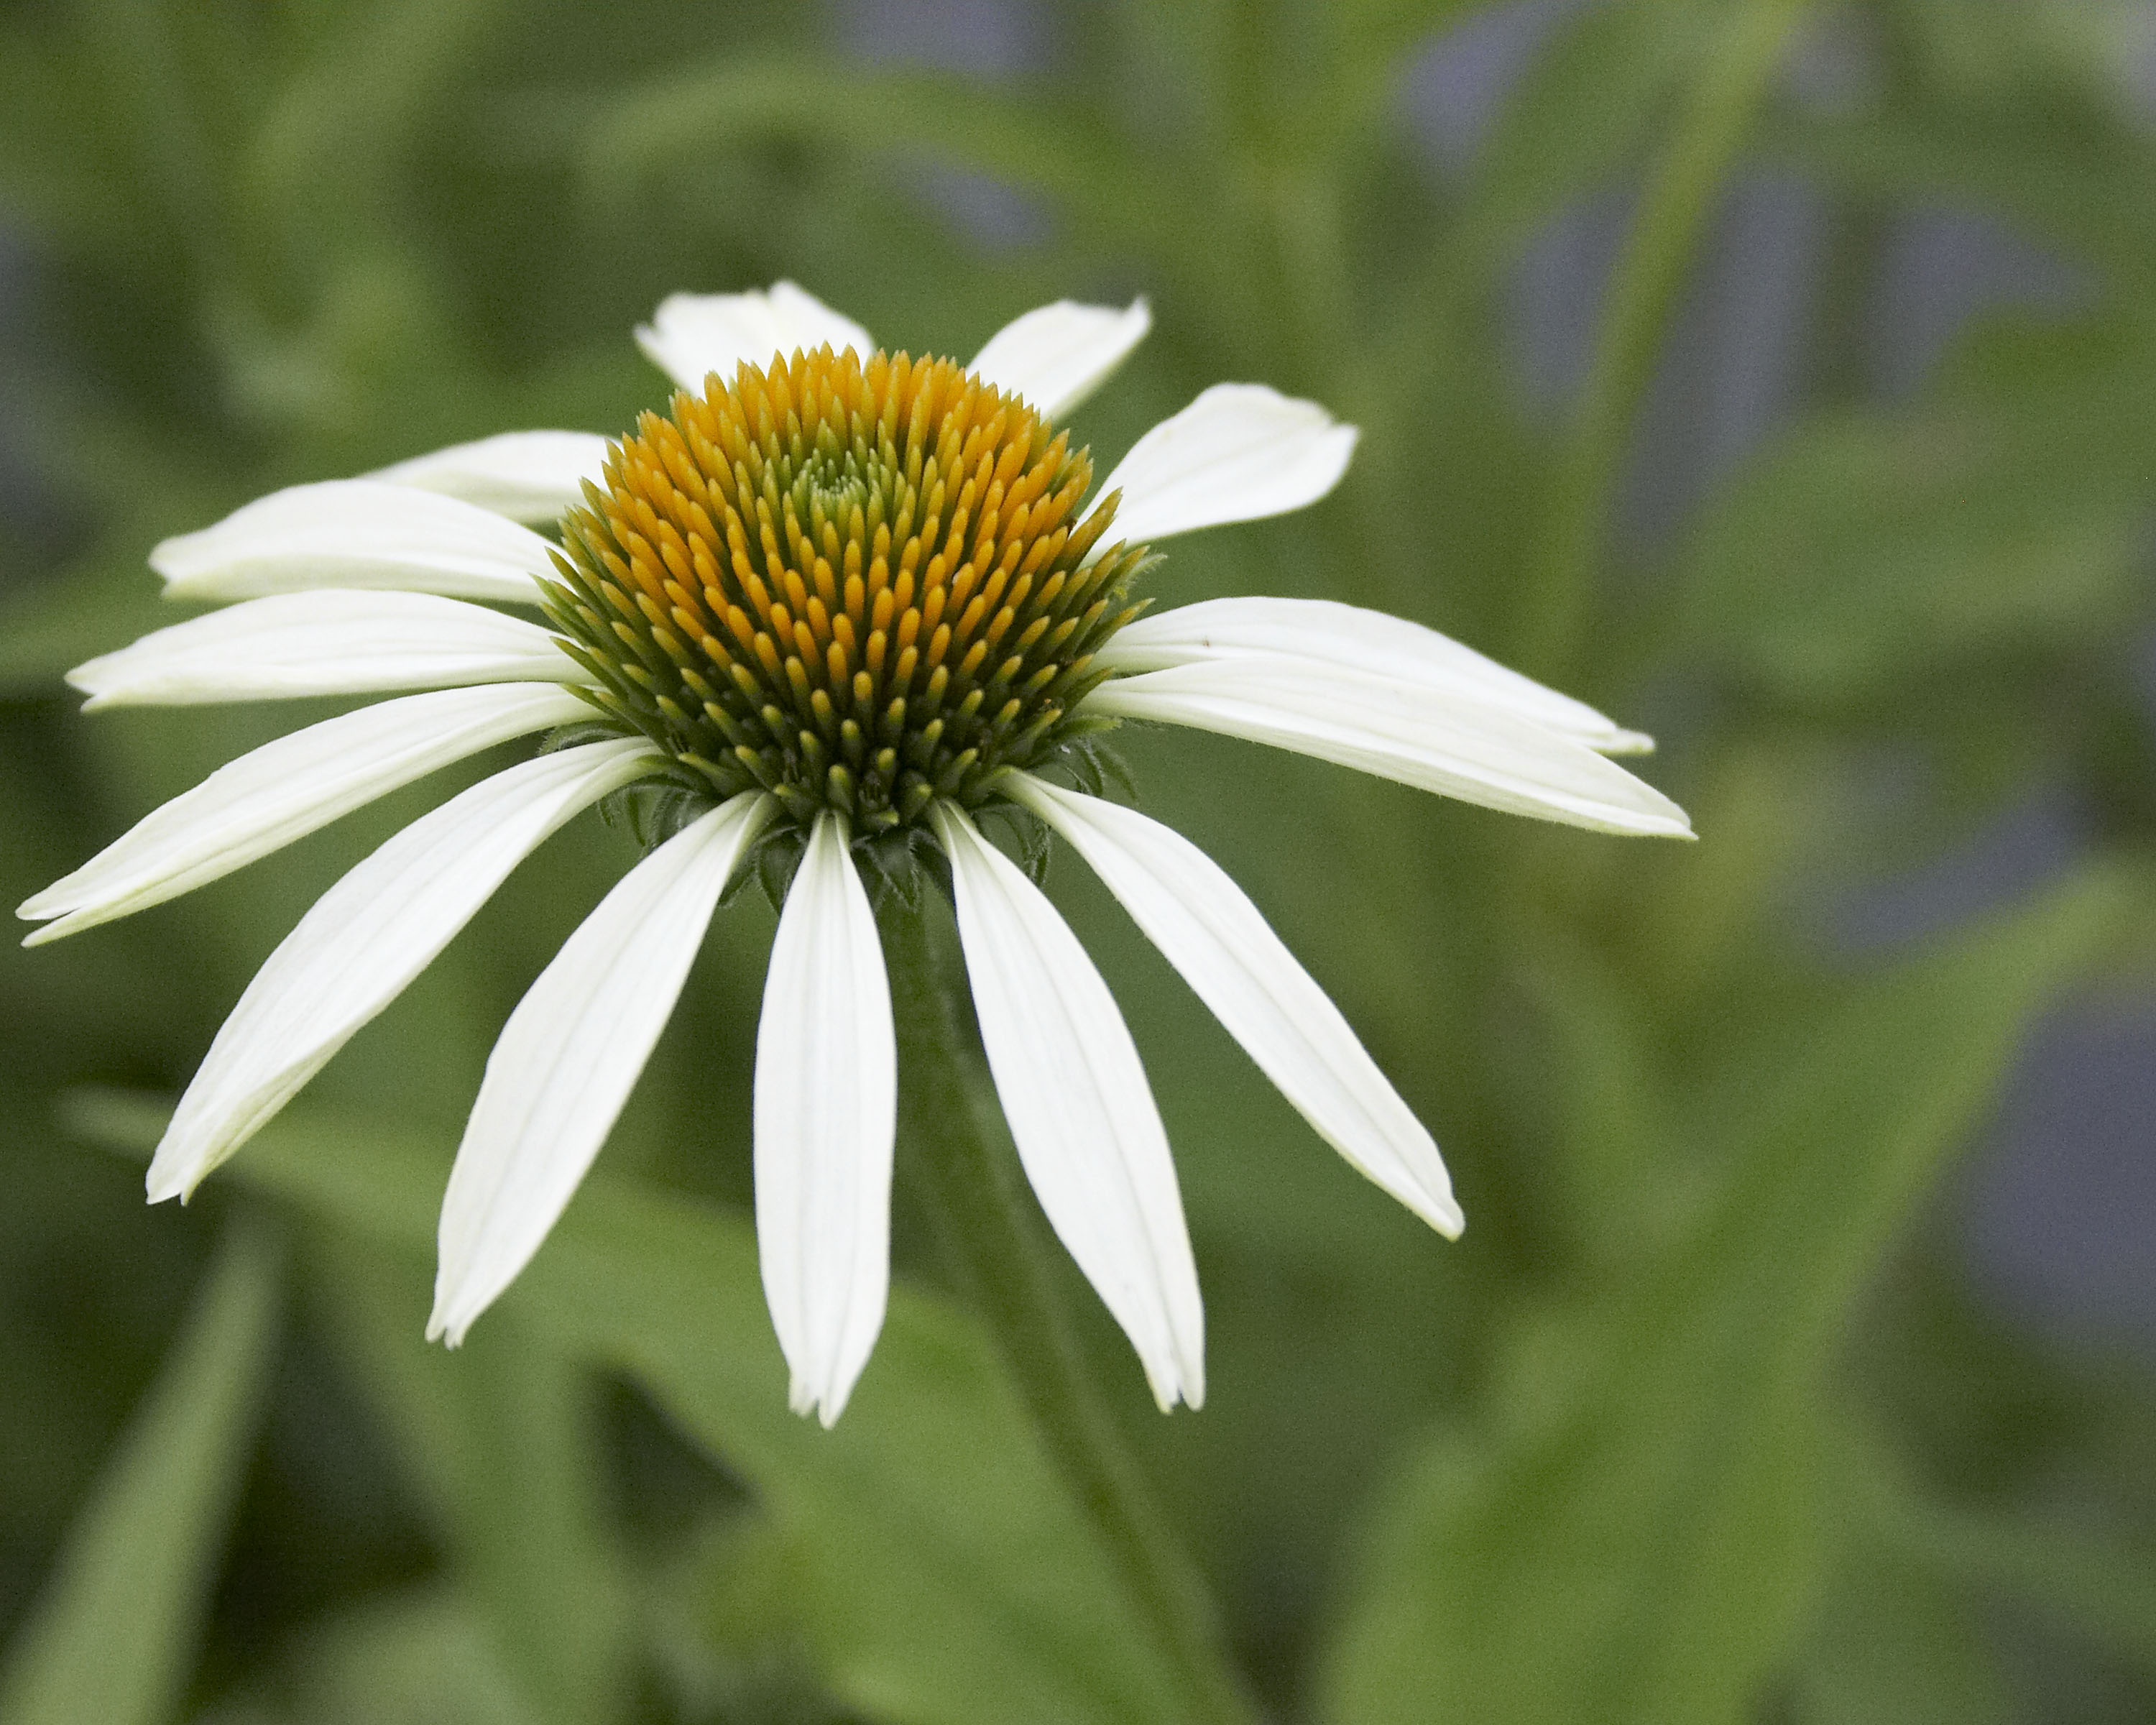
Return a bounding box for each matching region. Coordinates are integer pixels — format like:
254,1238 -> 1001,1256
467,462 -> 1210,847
1514,0 -> 1812,683
878,888 -> 1261,1725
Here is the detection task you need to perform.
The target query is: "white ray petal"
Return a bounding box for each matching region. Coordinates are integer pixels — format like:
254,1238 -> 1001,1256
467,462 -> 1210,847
967,298 -> 1151,420
637,282 -> 875,392
428,792 -> 775,1347
369,430 -> 612,524
752,813 -> 896,1427
68,591 -> 582,709
1097,596 -> 1654,755
148,740 -> 660,1204
1090,383 -> 1358,555
151,481 -> 560,604
931,801 -> 1204,1412
1087,661 -> 1692,839
1005,774 -> 1462,1238
17,684 -> 591,942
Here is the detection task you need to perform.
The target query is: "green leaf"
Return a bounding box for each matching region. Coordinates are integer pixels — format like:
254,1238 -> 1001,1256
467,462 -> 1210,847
1774,1407 -> 2156,1724
244,0 -> 515,221
192,1588 -> 535,1725
1450,0 -> 1721,259
68,1096 -> 1190,1725
1769,1 -> 2156,294
0,1221 -> 282,1725
1784,1540 -> 2014,1725
578,55 -> 1192,270
311,1243 -> 630,1725
0,558 -> 203,703
1677,315 -> 2156,699
1844,1414 -> 2156,1678
1317,864 -> 2130,1725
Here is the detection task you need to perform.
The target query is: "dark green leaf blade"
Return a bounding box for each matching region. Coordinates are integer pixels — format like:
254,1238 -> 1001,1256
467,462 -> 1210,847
0,1222 -> 282,1725
1317,865 -> 2130,1725
313,1243 -> 630,1725
68,1095 -> 1189,1725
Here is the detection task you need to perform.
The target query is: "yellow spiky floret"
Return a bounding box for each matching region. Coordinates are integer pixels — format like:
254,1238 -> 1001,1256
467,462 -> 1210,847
544,344 -> 1147,831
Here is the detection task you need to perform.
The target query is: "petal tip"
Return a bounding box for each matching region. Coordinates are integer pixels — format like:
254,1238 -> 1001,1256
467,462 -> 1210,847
146,535 -> 189,580
144,1169 -> 188,1205
1147,1360 -> 1202,1413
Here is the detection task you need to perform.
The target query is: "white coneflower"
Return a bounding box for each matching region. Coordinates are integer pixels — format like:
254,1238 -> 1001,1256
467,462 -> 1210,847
22,283 -> 1689,1425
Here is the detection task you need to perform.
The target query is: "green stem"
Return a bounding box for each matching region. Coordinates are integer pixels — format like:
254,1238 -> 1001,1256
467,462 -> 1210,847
879,890 -> 1261,1725
1514,0 -> 1812,682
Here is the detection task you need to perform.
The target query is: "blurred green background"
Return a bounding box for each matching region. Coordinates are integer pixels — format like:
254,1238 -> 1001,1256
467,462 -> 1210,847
5,1 -> 2156,1720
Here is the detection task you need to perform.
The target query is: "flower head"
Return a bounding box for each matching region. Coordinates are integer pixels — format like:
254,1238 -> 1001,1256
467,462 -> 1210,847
23,283 -> 1689,1423
548,344 -> 1141,834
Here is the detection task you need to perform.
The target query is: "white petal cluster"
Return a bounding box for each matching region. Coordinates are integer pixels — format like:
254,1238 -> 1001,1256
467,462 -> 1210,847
148,740 -> 663,1202
432,793 -> 775,1350
22,282 -> 1692,1422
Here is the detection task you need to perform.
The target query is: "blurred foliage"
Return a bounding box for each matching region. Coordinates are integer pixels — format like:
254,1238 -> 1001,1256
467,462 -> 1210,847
4,0 -> 2156,1721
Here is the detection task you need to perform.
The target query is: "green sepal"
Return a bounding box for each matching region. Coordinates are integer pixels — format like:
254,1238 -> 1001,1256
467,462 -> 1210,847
854,824 -> 947,911
975,802 -> 1054,889
747,824 -> 808,914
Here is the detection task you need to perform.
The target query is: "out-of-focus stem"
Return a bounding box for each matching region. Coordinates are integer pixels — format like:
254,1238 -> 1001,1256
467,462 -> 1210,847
1516,0 -> 1814,683
880,891 -> 1261,1725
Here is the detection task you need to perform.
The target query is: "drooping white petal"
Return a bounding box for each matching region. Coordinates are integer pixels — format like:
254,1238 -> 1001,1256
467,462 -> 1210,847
1097,596 -> 1654,755
1091,383 -> 1358,553
428,791 -> 774,1348
369,430 -> 612,524
1005,775 -> 1462,1238
967,298 -> 1151,421
68,591 -> 583,709
636,282 -> 875,392
752,812 -> 896,1427
151,481 -> 561,604
930,801 -> 1204,1412
17,683 -> 591,942
148,740 -> 660,1204
1087,660 -> 1692,839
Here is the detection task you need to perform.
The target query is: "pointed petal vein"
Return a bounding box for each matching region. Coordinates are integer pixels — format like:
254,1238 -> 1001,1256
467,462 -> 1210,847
931,801 -> 1204,1411
1092,384 -> 1357,553
1007,775 -> 1462,1236
68,591 -> 582,708
18,684 -> 592,941
1086,661 -> 1692,837
752,812 -> 896,1426
369,430 -> 612,524
637,282 -> 874,392
151,481 -> 560,604
1098,596 -> 1652,754
968,298 -> 1151,421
